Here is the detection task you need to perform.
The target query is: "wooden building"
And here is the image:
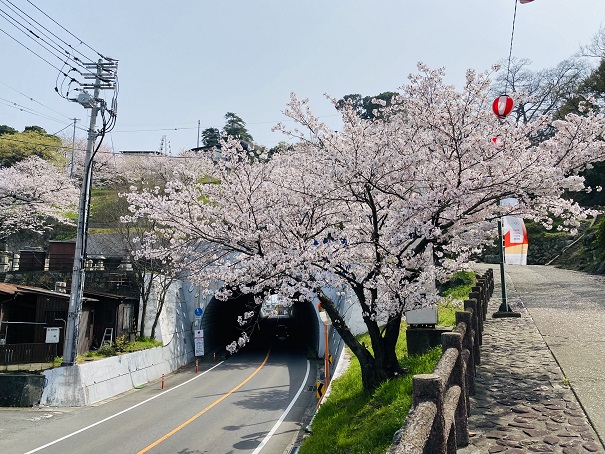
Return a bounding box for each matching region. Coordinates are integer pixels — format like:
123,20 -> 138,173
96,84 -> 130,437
0,283 -> 137,364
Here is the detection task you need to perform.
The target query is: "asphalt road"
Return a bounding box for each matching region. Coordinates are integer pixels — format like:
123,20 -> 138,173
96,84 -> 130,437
477,263 -> 605,445
0,342 -> 317,454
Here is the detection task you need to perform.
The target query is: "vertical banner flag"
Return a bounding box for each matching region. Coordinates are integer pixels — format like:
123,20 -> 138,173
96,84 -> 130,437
502,216 -> 528,265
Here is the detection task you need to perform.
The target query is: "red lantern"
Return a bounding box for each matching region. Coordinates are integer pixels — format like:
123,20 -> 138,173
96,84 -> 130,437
491,136 -> 503,149
492,95 -> 514,119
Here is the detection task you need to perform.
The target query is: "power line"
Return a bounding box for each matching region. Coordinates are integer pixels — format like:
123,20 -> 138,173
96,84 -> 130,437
26,0 -> 107,61
0,25 -> 76,77
0,2 -> 118,104
0,0 -> 91,74
0,6 -> 86,78
0,78 -> 74,120
113,126 -> 201,133
0,96 -> 79,125
51,122 -> 74,135
4,0 -> 95,63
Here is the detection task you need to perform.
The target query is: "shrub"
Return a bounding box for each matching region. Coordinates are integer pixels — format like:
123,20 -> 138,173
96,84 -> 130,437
96,345 -> 116,357
113,335 -> 129,353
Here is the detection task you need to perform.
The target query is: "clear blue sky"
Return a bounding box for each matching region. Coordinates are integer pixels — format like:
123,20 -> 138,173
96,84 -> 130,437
1,0 -> 604,154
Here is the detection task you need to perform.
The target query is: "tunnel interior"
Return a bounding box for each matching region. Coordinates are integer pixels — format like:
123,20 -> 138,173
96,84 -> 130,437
200,294 -> 320,359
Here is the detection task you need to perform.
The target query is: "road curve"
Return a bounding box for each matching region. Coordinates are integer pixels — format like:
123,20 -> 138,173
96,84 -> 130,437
0,345 -> 316,454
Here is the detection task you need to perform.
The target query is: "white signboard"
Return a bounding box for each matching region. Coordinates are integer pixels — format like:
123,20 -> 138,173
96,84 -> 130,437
194,329 -> 204,356
46,327 -> 60,344
405,305 -> 438,325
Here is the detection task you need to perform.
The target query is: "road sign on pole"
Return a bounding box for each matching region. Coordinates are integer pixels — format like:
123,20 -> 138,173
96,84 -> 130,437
194,329 -> 204,356
315,381 -> 325,399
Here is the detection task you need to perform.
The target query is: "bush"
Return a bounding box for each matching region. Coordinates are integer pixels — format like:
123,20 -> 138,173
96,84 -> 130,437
96,345 -> 117,357
78,336 -> 161,361
595,216 -> 605,253
113,335 -> 129,353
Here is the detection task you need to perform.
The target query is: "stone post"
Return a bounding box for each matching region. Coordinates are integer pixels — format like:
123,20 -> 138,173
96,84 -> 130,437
468,293 -> 483,344
413,374 -> 446,453
464,298 -> 480,366
442,331 -> 469,448
456,310 -> 475,397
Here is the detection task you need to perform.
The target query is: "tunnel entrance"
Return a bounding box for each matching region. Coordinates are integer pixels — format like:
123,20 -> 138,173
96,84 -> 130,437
199,294 -> 320,359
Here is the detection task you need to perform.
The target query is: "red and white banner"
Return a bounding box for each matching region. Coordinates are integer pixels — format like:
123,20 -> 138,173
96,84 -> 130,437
502,216 -> 528,265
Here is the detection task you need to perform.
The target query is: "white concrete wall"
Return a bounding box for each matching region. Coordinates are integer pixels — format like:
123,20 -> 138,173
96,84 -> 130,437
316,286 -> 366,360
42,276 -> 198,407
139,277 -> 200,343
41,333 -> 194,406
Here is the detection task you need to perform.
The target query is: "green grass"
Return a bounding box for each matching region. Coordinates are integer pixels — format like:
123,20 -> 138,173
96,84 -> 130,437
78,336 -> 162,361
301,332 -> 442,454
300,273 -> 474,454
438,271 -> 476,300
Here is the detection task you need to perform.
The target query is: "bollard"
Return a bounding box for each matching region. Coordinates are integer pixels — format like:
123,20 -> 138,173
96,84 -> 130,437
196,358 -> 199,373
161,374 -> 165,390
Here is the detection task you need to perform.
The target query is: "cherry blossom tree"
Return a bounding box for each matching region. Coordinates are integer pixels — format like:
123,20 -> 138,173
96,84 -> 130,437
0,156 -> 79,242
124,64 -> 605,391
67,141 -> 122,186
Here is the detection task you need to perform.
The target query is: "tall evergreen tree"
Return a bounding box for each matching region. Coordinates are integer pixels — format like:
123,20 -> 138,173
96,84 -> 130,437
201,127 -> 221,148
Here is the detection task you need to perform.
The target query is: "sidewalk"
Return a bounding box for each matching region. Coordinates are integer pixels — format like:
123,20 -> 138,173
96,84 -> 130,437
459,271 -> 604,453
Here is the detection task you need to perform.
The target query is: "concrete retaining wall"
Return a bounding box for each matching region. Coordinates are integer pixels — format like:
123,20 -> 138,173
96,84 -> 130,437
40,330 -> 194,407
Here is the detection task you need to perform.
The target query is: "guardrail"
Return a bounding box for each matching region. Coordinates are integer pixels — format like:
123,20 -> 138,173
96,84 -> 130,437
389,269 -> 493,454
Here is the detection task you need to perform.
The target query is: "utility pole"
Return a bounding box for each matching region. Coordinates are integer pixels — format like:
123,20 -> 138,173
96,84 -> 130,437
62,59 -> 117,366
197,120 -> 200,148
69,118 -> 79,178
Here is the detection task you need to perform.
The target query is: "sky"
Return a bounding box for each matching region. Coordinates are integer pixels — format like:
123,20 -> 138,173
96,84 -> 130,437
1,0 -> 604,154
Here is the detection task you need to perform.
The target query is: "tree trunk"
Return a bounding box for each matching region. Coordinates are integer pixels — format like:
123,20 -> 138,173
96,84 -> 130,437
358,352 -> 390,392
383,314 -> 405,375
150,280 -> 171,340
318,291 -> 404,392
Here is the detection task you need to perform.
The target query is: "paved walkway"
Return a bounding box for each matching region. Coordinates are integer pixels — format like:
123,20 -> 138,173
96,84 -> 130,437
459,267 -> 605,454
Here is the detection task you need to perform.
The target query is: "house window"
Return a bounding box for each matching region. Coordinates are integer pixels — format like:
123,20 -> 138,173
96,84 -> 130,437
45,311 -> 67,326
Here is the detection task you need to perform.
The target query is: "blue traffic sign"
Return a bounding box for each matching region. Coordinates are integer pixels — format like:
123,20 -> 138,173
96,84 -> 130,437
194,307 -> 203,317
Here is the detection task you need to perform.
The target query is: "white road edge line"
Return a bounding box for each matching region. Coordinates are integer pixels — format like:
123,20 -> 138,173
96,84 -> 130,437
252,359 -> 311,454
24,361 -> 225,454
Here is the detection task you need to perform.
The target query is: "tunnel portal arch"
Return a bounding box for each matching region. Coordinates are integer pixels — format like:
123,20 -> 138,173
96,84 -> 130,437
199,295 -> 321,359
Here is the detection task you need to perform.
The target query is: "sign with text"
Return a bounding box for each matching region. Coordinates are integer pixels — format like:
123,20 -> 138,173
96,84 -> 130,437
194,329 -> 205,356
503,216 -> 528,265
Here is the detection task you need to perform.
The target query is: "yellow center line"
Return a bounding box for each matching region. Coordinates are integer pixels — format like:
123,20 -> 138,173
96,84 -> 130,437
137,349 -> 271,454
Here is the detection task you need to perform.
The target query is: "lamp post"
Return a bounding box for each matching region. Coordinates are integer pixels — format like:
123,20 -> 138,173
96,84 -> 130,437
498,218 -> 508,310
